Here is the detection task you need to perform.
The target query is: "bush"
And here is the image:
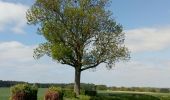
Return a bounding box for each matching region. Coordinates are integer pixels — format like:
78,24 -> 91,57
10,84 -> 38,100
48,86 -> 62,95
45,86 -> 63,100
96,85 -> 107,90
62,89 -> 76,98
85,90 -> 97,96
80,89 -> 85,95
160,88 -> 170,93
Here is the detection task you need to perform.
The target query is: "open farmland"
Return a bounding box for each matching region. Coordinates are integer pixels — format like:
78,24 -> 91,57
1,88 -> 170,100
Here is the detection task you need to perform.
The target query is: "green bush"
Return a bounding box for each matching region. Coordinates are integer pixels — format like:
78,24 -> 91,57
63,89 -> 76,98
85,90 -> 97,96
10,84 -> 38,100
80,89 -> 85,95
48,86 -> 62,94
46,86 -> 63,100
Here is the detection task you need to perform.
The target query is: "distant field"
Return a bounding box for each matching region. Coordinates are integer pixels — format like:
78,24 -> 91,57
98,90 -> 170,100
1,88 -> 170,100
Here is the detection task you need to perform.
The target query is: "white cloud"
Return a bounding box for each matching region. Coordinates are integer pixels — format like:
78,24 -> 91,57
82,61 -> 170,88
125,27 -> 170,52
0,41 -> 170,87
0,1 -> 28,34
0,41 -> 75,83
0,41 -> 34,62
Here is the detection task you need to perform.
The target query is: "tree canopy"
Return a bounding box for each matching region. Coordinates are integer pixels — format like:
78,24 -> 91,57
26,0 -> 130,95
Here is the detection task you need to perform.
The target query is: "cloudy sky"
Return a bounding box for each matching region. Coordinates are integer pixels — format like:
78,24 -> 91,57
0,0 -> 170,88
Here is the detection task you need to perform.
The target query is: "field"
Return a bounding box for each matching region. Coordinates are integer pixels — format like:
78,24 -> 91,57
98,91 -> 170,100
1,88 -> 170,100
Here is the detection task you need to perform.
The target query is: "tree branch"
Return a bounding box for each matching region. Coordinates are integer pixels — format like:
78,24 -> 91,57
80,61 -> 104,71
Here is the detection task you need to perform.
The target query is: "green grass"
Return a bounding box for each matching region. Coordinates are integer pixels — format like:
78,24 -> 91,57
1,88 -> 170,100
37,88 -> 47,100
98,90 -> 170,100
0,88 -> 10,100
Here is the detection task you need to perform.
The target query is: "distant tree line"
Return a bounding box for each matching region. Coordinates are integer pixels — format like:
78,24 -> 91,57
108,86 -> 170,93
0,80 -> 27,87
0,80 -> 96,90
0,80 -> 169,93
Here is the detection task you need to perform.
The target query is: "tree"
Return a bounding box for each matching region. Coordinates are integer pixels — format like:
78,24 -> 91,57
26,0 -> 130,96
96,85 -> 107,90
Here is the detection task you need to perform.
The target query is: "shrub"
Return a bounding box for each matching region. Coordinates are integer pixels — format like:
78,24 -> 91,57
80,89 -> 85,95
85,90 -> 97,96
62,89 -> 76,98
160,88 -> 170,93
45,86 -> 63,100
96,85 -> 107,90
45,91 -> 60,100
48,86 -> 62,95
10,84 -> 38,100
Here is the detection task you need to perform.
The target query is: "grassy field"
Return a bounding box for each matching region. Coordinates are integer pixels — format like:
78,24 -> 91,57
1,88 -> 170,100
98,91 -> 170,100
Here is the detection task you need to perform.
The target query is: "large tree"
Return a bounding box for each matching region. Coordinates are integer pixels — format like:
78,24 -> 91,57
26,0 -> 129,96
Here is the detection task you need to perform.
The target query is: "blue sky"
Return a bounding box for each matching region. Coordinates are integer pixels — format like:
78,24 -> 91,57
0,0 -> 170,88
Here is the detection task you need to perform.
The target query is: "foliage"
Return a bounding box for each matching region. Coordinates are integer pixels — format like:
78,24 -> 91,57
10,84 -> 37,95
159,88 -> 170,93
2,87 -> 170,100
63,89 -> 76,98
48,86 -> 62,94
85,90 -> 97,96
10,84 -> 38,100
80,83 -> 96,91
27,0 -> 130,72
0,80 -> 27,87
26,0 -> 130,95
108,86 -> 170,93
96,85 -> 107,90
45,86 -> 63,100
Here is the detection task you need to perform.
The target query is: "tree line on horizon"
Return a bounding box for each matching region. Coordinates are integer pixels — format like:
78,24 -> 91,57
0,80 -> 169,93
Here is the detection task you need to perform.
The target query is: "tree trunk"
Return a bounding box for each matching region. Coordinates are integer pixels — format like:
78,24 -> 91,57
74,68 -> 81,96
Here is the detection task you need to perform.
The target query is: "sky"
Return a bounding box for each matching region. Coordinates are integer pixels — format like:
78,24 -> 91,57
0,0 -> 170,88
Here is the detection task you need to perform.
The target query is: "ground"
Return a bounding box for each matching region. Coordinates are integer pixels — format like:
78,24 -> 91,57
1,88 -> 170,100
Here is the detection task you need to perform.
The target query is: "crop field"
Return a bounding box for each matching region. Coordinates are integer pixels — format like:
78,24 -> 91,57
1,88 -> 170,100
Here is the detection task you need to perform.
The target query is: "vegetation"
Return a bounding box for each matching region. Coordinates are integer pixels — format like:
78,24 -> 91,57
26,0 -> 129,95
0,80 -> 27,87
62,89 -> 76,98
45,86 -> 63,100
10,84 -> 38,100
48,86 -> 62,95
0,80 -> 169,93
1,87 -> 170,100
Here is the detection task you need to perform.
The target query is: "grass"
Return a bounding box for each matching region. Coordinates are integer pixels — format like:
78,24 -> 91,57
1,88 -> 170,100
0,88 -> 10,100
98,90 -> 170,100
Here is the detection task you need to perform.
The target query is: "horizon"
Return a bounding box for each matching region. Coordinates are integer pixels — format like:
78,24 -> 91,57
0,0 -> 170,88
1,80 -> 170,89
